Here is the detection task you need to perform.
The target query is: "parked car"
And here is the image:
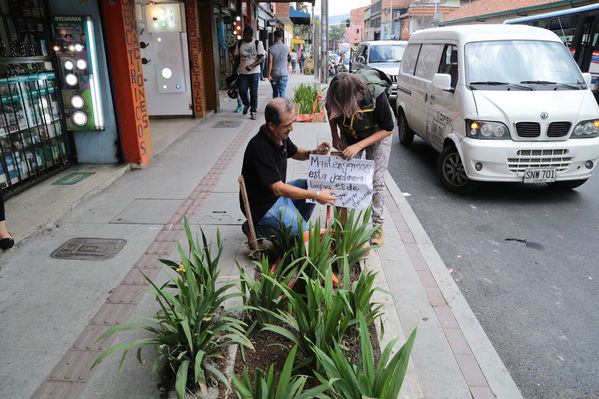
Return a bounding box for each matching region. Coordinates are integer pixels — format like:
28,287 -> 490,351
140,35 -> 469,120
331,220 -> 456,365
351,40 -> 408,104
395,24 -> 599,193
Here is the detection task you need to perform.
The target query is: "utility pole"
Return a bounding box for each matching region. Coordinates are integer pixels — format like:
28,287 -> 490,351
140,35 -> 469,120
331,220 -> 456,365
313,6 -> 320,81
320,0 -> 328,84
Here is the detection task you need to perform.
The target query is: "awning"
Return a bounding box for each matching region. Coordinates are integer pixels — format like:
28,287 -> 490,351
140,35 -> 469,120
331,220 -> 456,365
290,7 -> 311,25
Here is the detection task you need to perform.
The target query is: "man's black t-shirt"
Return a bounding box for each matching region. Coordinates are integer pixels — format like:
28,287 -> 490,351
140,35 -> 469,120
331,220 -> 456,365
240,125 -> 298,222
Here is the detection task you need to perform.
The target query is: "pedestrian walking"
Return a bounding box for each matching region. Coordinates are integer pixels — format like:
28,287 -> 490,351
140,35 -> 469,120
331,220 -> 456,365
298,48 -> 305,74
290,50 -> 298,73
239,98 -> 337,241
0,196 -> 14,250
267,29 -> 290,98
234,27 -> 266,120
325,72 -> 394,245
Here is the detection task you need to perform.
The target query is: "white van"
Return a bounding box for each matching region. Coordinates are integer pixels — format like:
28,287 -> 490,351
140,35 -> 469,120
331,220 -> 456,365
396,25 -> 599,193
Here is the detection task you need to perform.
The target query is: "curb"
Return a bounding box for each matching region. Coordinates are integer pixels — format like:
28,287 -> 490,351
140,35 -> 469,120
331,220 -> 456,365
384,171 -> 523,399
366,250 -> 425,399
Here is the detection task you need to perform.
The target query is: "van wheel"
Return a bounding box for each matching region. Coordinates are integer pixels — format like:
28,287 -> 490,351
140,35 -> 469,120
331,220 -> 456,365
546,179 -> 588,190
437,145 -> 480,194
398,112 -> 414,146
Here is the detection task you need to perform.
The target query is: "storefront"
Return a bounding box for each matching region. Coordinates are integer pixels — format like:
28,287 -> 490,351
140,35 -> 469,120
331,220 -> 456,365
0,0 -> 76,197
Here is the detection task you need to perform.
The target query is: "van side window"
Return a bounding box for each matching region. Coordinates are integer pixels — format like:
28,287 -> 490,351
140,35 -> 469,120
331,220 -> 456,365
401,44 -> 421,75
414,44 -> 444,80
438,44 -> 459,89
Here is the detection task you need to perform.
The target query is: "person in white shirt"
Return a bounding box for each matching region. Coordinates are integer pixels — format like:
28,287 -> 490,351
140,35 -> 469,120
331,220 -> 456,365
234,27 -> 266,120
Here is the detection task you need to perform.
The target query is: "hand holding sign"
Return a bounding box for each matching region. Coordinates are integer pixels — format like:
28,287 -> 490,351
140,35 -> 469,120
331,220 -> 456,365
308,154 -> 375,210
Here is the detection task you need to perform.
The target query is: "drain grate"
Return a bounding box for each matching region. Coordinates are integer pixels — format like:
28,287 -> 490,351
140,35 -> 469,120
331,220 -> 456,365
213,120 -> 243,128
51,238 -> 127,261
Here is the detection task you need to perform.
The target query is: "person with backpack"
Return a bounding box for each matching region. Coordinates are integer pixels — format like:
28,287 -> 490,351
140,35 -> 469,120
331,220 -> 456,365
234,27 -> 266,120
325,70 -> 395,245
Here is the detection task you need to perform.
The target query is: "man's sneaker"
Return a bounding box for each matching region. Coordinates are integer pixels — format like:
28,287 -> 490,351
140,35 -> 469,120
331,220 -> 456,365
235,105 -> 243,113
250,112 -> 257,120
370,223 -> 384,245
242,106 -> 249,115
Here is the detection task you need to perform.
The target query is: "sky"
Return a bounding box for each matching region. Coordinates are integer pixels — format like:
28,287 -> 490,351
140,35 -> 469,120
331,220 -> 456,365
315,0 -> 371,18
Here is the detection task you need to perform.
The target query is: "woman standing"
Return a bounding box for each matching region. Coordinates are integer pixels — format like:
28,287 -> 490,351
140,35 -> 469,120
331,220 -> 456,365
325,72 -> 394,245
0,196 -> 14,250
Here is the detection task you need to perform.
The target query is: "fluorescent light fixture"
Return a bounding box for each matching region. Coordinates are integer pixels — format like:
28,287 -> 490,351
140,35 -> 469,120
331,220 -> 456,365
157,37 -> 162,42
70,95 -> 85,109
65,73 -> 78,86
76,59 -> 87,70
86,17 -> 104,129
163,84 -> 167,89
72,111 -> 88,126
75,44 -> 83,52
64,60 -> 74,70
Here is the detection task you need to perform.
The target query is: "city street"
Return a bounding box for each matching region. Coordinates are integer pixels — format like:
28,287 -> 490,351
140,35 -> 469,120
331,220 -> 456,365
388,135 -> 599,399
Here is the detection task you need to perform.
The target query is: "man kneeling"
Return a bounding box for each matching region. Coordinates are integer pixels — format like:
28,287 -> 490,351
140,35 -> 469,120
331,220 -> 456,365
240,98 -> 337,244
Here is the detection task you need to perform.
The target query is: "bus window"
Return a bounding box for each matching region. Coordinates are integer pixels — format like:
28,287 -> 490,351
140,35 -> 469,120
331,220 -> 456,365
548,15 -> 578,46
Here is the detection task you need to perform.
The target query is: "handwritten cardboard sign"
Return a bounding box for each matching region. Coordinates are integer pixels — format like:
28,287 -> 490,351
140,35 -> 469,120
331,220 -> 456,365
307,154 -> 375,209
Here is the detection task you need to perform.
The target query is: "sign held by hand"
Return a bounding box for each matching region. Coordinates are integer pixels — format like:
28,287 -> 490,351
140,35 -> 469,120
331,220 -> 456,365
307,154 -> 374,209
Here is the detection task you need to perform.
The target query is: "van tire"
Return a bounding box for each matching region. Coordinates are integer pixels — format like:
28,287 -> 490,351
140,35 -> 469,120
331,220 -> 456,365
398,112 -> 414,146
437,145 -> 480,194
546,179 -> 588,190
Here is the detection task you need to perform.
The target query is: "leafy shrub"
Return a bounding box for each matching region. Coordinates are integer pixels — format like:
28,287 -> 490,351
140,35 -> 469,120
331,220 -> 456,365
232,345 -> 329,399
92,219 -> 253,399
293,83 -> 321,114
262,269 -> 355,369
313,318 -> 417,399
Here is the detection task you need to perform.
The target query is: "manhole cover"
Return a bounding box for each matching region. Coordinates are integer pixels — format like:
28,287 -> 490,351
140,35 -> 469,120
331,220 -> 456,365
213,120 -> 243,128
51,238 -> 127,261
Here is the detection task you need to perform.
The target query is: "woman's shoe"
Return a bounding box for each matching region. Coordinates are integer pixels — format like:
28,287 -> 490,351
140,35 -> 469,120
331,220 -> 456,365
0,237 -> 14,250
235,105 -> 243,113
370,223 -> 384,245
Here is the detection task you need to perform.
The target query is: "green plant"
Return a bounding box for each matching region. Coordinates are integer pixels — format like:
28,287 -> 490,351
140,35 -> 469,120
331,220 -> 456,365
92,219 -> 253,399
293,83 -> 320,114
232,345 -> 330,399
332,206 -> 379,270
262,269 -> 355,369
238,255 -> 307,328
338,256 -> 385,326
313,318 -> 417,399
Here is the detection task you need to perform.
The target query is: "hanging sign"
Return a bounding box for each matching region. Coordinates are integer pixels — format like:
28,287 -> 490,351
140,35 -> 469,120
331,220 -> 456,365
307,154 -> 374,209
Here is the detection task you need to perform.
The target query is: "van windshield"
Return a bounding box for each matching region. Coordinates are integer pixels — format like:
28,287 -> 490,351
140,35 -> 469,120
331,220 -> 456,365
466,40 -> 585,90
369,44 -> 406,63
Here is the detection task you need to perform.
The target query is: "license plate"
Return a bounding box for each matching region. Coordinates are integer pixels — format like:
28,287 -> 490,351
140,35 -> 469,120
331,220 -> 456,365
523,168 -> 557,183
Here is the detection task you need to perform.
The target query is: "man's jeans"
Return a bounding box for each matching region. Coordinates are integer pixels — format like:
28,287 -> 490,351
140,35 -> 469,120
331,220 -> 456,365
238,73 -> 260,113
271,75 -> 288,98
255,179 -> 315,237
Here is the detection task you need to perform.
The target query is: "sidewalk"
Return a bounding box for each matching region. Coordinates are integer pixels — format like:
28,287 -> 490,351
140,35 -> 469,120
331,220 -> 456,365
0,73 -> 522,399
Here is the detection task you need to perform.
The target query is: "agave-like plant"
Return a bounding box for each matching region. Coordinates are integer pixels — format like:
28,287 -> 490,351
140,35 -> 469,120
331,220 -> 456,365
238,255 -> 308,328
313,317 -> 417,399
92,219 -> 253,399
332,206 -> 378,269
262,268 -> 356,369
232,345 -> 330,399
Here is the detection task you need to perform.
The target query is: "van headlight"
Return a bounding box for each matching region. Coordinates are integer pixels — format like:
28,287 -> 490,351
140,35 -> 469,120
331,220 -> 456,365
466,120 -> 510,140
572,120 -> 599,138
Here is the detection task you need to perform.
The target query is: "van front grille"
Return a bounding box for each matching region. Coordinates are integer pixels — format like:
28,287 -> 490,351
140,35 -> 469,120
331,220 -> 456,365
389,75 -> 397,83
507,149 -> 572,173
547,122 -> 571,137
516,122 -> 541,138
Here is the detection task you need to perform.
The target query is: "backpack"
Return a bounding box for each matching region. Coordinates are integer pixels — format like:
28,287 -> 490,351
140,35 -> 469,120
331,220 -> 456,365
352,67 -> 392,99
234,40 -> 260,66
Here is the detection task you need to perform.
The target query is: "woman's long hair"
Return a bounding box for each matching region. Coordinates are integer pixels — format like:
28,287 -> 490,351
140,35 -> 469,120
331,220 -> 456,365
326,72 -> 368,120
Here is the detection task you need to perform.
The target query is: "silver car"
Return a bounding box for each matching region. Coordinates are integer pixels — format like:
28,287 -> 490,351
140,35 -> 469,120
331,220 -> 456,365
351,40 -> 408,104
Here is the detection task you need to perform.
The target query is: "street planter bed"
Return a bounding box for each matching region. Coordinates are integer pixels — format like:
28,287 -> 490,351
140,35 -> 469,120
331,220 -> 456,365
292,83 -> 326,123
93,208 -> 416,399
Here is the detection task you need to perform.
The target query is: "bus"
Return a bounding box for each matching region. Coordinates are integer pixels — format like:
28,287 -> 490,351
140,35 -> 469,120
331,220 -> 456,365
505,3 -> 599,95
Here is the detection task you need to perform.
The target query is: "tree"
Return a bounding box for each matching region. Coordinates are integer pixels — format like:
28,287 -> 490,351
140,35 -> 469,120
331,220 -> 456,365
329,24 -> 345,42
293,2 -> 312,43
